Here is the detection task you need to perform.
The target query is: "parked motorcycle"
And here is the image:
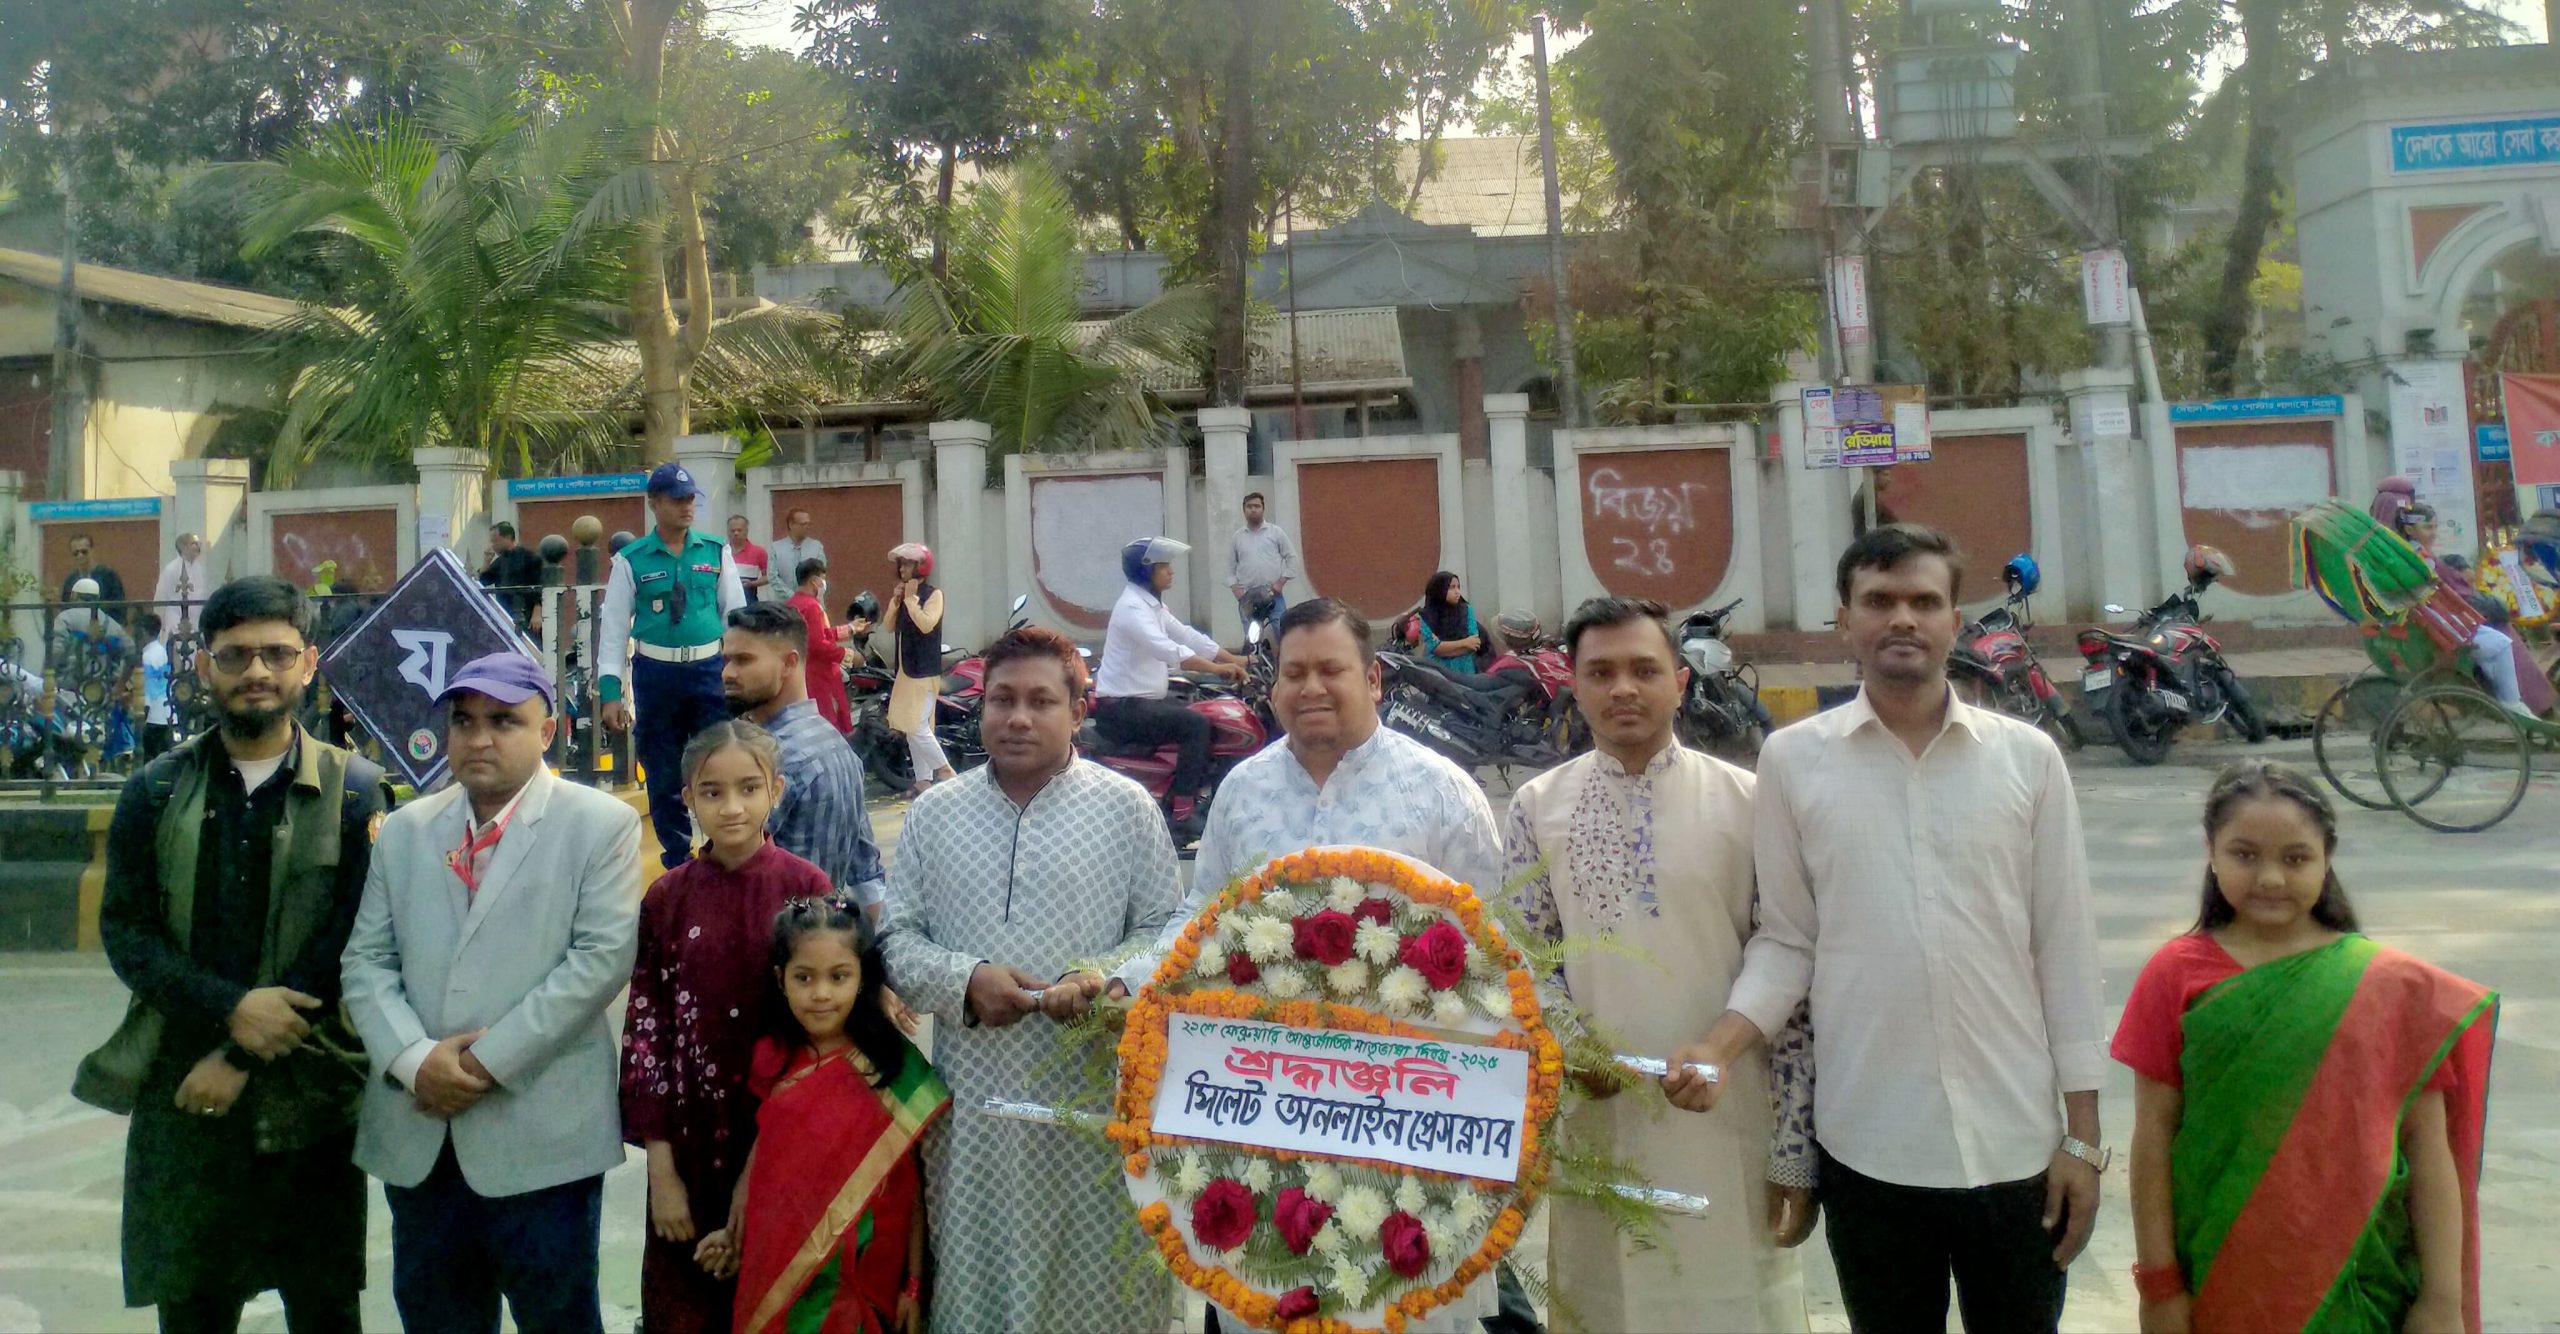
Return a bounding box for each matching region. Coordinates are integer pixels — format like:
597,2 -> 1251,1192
1950,554 -> 2084,751
1078,621 -> 1277,844
1379,644 -> 1566,776
2076,545 -> 2267,765
1491,610 -> 1579,757
1674,599 -> 1773,762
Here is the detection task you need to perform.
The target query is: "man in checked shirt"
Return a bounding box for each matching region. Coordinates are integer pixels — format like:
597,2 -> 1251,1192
1668,523 -> 2108,1334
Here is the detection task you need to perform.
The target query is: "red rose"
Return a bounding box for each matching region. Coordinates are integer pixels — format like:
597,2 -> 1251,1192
1398,920 -> 1470,989
1353,897 -> 1396,926
1380,1209 -> 1432,1278
1292,910 -> 1359,966
1273,1186 -> 1336,1255
1191,1178 -> 1257,1251
1276,1286 -> 1320,1321
1225,952 -> 1261,986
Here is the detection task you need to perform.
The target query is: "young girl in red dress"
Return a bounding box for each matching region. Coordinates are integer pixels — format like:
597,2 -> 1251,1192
623,721 -> 834,1334
692,896 -> 947,1334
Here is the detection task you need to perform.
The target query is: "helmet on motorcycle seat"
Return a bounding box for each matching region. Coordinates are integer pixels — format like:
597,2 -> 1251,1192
888,542 -> 935,578
2002,554 -> 2041,597
848,591 -> 881,623
2183,544 -> 2235,586
1120,536 -> 1191,586
1496,610 -> 1541,643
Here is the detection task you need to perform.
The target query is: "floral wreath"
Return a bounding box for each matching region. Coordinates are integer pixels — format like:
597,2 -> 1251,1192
1108,848 -> 1564,1334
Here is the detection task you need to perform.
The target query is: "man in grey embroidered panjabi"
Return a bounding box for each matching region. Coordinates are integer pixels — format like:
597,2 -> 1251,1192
878,626 -> 1178,1334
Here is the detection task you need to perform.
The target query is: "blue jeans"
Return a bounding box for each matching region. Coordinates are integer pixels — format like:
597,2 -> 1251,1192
385,1142 -> 604,1334
632,652 -> 730,868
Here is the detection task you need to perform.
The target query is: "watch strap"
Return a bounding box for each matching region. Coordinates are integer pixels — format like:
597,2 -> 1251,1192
2061,1135 -> 2111,1172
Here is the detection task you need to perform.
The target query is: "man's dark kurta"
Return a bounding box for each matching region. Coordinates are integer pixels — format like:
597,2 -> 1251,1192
98,731 -> 383,1308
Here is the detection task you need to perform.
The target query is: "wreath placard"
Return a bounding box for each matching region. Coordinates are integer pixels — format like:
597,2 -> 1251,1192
1107,847 -> 1564,1334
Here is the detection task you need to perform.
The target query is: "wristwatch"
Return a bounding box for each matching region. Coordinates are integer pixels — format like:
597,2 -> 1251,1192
2060,1135 -> 2112,1173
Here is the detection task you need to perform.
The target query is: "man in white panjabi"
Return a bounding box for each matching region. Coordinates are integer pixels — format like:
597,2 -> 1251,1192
1505,597 -> 1814,1332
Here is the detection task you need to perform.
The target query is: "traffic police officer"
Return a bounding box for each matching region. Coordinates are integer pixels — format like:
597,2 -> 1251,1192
598,462 -> 745,866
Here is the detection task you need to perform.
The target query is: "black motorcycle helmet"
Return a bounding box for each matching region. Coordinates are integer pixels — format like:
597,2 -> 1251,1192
848,590 -> 881,624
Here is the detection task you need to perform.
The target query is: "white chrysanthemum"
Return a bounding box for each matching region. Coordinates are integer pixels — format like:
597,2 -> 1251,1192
1261,888 -> 1299,917
1464,940 -> 1494,975
1334,1184 -> 1390,1242
1375,965 -> 1429,1016
1326,959 -> 1371,996
1243,916 -> 1293,963
1193,948 -> 1226,978
1311,1218 -> 1349,1256
1394,1175 -> 1428,1216
1327,877 -> 1365,912
1171,1151 -> 1210,1198
1262,966 -> 1309,999
1423,1210 -> 1463,1259
1447,1189 -> 1489,1231
1324,1254 -> 1368,1306
1353,921 -> 1400,966
1432,992 -> 1472,1026
1243,1159 -> 1277,1196
1304,1162 -> 1344,1204
1472,981 -> 1514,1017
1216,911 -> 1244,942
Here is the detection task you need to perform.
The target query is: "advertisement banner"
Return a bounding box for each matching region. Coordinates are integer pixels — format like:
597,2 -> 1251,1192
2503,373 -> 2560,487
2386,358 -> 2480,557
1149,1015 -> 1530,1183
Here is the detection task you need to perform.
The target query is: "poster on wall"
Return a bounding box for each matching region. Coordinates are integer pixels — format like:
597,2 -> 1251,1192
2502,373 -> 2560,488
1802,384 -> 1928,468
2385,358 -> 2480,558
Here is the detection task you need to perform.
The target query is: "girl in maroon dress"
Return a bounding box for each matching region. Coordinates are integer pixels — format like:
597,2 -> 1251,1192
623,720 -> 834,1334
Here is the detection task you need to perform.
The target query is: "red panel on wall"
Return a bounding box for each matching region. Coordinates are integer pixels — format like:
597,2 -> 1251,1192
2175,420 -> 2338,596
1298,458 -> 1441,621
40,518 -> 159,609
1874,433 -> 2035,592
272,508 -> 398,594
1579,448 -> 1733,610
770,483 -> 905,594
513,494 -> 650,567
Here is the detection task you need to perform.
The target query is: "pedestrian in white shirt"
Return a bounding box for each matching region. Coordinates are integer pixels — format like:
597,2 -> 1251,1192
1668,523 -> 2106,1334
1092,536 -> 1245,837
154,532 -> 211,638
1224,492 -> 1298,635
765,507 -> 826,599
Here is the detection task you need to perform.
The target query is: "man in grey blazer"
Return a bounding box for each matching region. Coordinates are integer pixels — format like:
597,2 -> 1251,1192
341,651 -> 643,1334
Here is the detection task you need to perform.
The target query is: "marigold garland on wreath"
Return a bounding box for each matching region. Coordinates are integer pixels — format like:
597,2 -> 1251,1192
1104,847 -> 1595,1334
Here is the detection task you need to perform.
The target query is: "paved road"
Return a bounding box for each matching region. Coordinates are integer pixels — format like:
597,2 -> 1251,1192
1,739 -> 2553,1332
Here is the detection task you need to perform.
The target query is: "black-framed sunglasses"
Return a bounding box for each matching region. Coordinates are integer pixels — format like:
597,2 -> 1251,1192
210,644 -> 306,674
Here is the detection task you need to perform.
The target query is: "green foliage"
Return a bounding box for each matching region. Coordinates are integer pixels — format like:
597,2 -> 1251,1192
1876,172 -> 2093,398
800,0 -> 1065,186
886,161 -> 1210,457
666,34 -> 869,271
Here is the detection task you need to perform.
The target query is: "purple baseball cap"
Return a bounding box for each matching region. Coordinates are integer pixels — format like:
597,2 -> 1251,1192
646,462 -> 700,500
437,651 -> 557,711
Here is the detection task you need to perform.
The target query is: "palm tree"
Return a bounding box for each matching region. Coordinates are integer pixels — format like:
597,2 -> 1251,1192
888,161 -> 1211,458
206,66 -> 649,484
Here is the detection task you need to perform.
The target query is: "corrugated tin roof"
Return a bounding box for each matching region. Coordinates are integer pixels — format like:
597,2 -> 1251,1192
0,248 -> 300,331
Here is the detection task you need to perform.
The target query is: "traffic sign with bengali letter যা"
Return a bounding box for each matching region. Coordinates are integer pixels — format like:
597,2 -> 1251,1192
319,547 -> 536,790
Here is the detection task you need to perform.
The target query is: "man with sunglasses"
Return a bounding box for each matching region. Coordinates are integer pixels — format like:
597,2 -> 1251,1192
596,462 -> 746,867
85,575 -> 388,1332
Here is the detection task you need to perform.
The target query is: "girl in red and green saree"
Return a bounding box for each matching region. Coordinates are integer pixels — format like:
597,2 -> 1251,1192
692,895 -> 948,1334
2114,762 -> 2496,1334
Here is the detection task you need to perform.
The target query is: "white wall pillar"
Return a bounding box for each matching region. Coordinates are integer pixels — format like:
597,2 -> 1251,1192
673,433 -> 743,538
2143,397 -> 2186,599
167,458 -> 252,588
0,470 -> 35,657
1772,381 -> 1842,629
2061,369 -> 2149,614
411,446 -> 489,564
930,420 -> 992,650
1485,394 -> 1536,623
1199,406 -> 1252,647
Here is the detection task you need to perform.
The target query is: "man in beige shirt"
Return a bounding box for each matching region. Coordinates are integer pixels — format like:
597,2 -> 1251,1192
1666,523 -> 2107,1333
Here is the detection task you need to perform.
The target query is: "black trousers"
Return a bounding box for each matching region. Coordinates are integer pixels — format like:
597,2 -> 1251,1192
384,1141 -> 605,1334
1096,696 -> 1213,795
1819,1147 -> 2067,1334
158,1286 -> 360,1334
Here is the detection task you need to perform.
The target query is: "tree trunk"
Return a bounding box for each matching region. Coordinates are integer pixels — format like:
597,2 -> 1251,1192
624,0 -> 695,463
1209,0 -> 1256,407
932,141 -> 958,280
2202,0 -> 2284,395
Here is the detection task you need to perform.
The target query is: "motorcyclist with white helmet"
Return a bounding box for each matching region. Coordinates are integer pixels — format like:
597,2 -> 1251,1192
1095,536 -> 1248,836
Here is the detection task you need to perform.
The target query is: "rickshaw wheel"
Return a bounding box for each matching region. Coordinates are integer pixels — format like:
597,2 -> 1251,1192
2376,685 -> 2533,834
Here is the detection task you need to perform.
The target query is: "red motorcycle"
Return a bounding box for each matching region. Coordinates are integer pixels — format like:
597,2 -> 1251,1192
2077,545 -> 2267,765
1490,611 -> 1581,756
1078,623 -> 1277,845
1949,555 -> 2083,751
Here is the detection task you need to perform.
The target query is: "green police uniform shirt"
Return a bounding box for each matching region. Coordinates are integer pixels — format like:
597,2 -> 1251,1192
597,528 -> 746,702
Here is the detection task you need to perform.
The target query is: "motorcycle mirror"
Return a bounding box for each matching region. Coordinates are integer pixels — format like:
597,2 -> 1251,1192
1011,594 -> 1030,614
1246,621 -> 1263,646
2102,603 -> 2127,615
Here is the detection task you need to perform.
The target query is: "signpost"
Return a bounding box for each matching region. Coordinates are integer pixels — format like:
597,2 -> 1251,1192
319,547 -> 533,790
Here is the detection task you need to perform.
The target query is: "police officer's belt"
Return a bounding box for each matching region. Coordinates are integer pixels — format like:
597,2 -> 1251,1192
635,639 -> 722,664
